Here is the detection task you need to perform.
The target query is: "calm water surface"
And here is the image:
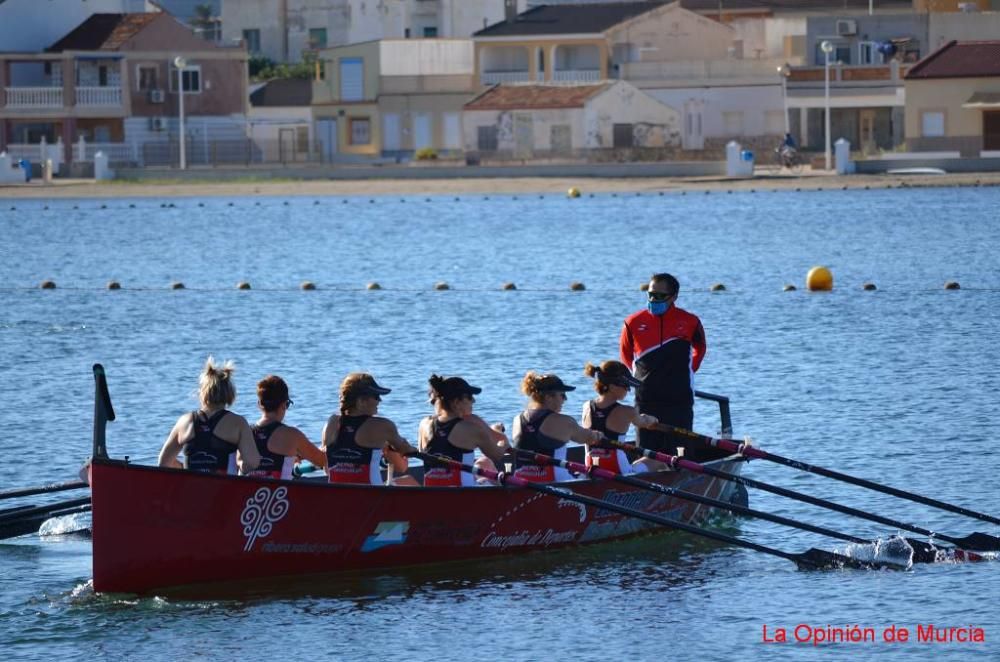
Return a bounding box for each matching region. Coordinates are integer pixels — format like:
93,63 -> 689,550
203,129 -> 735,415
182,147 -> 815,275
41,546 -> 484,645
1,187 -> 999,660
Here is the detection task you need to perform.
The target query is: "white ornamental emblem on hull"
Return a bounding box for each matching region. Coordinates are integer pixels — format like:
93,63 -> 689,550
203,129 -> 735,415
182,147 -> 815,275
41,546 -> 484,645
241,486 -> 290,551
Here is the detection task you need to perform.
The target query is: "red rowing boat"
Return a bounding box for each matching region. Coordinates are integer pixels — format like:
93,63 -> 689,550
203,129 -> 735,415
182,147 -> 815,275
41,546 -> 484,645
89,455 -> 745,594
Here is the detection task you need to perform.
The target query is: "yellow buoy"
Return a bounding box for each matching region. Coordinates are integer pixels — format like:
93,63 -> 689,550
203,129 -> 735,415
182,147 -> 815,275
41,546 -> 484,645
501,282 -> 517,290
806,266 -> 833,291
783,284 -> 797,292
567,187 -> 581,198
170,281 -> 185,290
301,281 -> 316,291
434,282 -> 450,291
862,282 -> 877,291
366,282 -> 382,290
570,282 -> 586,291
107,281 -> 121,290
40,280 -> 56,290
237,281 -> 251,290
944,280 -> 961,290
710,283 -> 726,292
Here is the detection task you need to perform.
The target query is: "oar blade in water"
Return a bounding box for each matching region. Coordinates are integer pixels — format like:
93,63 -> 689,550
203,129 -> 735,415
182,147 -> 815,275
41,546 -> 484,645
793,548 -> 901,571
953,532 -> 1000,552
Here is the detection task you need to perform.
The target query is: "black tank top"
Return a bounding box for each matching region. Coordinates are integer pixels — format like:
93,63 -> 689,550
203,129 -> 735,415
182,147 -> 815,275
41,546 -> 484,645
514,409 -> 565,468
326,414 -> 374,469
249,421 -> 286,477
183,409 -> 236,474
424,417 -> 465,464
587,401 -> 622,442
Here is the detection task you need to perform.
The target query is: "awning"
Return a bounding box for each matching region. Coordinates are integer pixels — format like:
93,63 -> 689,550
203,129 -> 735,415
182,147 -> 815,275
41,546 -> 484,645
889,37 -> 913,44
963,92 -> 1000,109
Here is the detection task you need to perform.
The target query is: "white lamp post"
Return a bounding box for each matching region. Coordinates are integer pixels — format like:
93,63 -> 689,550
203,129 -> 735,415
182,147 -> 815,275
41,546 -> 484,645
777,63 -> 791,134
821,40 -> 834,171
174,56 -> 187,170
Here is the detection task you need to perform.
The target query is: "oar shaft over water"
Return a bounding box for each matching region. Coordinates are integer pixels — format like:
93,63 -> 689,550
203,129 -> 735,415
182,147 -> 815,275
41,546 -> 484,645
0,481 -> 88,501
658,424 -> 1000,527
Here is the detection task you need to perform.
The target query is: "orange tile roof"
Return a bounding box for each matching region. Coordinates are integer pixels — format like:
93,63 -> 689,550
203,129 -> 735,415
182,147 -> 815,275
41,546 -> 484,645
47,13 -> 160,52
906,40 -> 1000,80
464,84 -> 610,111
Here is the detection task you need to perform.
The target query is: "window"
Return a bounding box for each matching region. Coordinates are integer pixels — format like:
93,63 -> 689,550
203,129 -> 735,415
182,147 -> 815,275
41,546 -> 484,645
296,126 -> 310,152
137,65 -> 158,91
423,26 -> 438,38
816,42 -> 851,65
243,29 -> 261,54
477,125 -> 498,151
921,111 -> 944,137
169,66 -> 202,93
339,58 -> 363,101
350,118 -> 371,145
858,41 -> 884,65
308,28 -> 327,50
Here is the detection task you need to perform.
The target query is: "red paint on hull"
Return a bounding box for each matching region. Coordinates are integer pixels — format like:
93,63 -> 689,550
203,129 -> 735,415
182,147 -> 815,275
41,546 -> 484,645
90,458 -> 744,594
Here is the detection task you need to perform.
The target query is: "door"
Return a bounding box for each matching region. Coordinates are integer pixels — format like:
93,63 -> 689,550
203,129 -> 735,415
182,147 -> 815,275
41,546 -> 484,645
442,112 -> 461,150
382,113 -> 401,152
514,113 -> 533,159
413,113 -> 432,150
860,109 -> 876,154
316,119 -> 337,162
682,99 -> 704,150
984,111 -> 1000,151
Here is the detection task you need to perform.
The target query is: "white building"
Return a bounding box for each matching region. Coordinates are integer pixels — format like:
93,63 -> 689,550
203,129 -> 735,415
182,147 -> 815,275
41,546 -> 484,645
221,0 -> 526,63
0,0 -> 156,52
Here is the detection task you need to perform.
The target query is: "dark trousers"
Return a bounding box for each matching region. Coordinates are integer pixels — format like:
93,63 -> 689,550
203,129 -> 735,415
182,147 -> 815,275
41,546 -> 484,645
636,402 -> 693,455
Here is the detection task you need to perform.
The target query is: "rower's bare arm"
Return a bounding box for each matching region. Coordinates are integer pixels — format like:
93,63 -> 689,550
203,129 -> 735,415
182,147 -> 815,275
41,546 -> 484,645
474,424 -> 506,463
383,420 -> 416,455
157,420 -> 184,469
320,414 -> 340,449
292,429 -> 327,468
567,417 -> 603,445
634,411 -> 659,429
580,401 -> 591,429
235,418 -> 261,472
417,416 -> 433,451
465,413 -> 508,447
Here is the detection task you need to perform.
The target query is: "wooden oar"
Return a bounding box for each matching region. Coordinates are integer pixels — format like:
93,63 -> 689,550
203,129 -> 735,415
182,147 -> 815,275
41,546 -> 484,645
0,481 -> 88,501
608,439 -> 1000,553
513,450 -> 976,565
412,452 -> 896,571
657,423 -> 1000,527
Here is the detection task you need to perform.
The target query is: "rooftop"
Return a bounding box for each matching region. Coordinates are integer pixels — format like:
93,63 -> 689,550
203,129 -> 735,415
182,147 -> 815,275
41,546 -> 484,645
250,78 -> 313,107
465,83 -> 611,110
475,3 -> 667,38
906,40 -> 1000,80
47,13 -> 161,52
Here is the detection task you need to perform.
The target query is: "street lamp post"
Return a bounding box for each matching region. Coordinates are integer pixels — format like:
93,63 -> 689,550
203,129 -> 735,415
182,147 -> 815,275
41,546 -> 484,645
777,63 -> 791,135
821,40 -> 834,171
174,56 -> 187,170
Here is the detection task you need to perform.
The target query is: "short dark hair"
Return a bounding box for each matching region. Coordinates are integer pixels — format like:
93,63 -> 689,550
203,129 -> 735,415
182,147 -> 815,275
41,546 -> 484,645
650,273 -> 679,296
257,374 -> 289,412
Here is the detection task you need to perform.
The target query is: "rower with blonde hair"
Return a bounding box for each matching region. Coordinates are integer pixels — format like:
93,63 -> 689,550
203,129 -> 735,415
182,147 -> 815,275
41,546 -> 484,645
582,360 -> 662,474
158,357 -> 261,474
512,371 -> 603,483
321,373 -> 418,486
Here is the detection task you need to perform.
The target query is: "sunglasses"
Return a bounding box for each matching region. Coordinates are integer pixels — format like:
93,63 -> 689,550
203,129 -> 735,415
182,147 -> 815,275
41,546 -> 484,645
647,291 -> 673,302
286,399 -> 294,408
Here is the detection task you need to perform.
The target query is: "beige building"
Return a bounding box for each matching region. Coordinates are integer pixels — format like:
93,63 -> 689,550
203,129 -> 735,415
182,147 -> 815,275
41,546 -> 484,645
312,39 -> 475,160
463,80 -> 681,158
904,40 -> 1000,155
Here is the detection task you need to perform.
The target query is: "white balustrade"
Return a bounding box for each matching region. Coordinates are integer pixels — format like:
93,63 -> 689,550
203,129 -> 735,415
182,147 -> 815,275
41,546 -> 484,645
481,71 -> 531,85
551,69 -> 601,82
76,86 -> 123,107
4,86 -> 63,108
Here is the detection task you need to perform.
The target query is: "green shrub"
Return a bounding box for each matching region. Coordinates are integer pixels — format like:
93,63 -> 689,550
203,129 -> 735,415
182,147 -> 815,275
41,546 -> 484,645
415,147 -> 438,161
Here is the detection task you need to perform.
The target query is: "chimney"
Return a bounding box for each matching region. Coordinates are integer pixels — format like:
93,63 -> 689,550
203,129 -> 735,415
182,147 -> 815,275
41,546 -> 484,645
504,0 -> 518,23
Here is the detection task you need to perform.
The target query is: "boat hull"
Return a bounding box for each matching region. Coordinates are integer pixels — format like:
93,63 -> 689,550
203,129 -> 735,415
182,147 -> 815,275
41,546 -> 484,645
90,458 -> 744,594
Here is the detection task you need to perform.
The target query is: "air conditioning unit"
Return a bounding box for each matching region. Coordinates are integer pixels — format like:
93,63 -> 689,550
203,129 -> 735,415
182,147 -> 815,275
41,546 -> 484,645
149,89 -> 165,103
149,116 -> 167,132
836,19 -> 857,36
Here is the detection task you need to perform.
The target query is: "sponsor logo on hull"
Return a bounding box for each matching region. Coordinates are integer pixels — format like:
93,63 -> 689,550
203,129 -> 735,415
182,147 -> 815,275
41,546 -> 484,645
361,521 -> 410,552
241,486 -> 290,552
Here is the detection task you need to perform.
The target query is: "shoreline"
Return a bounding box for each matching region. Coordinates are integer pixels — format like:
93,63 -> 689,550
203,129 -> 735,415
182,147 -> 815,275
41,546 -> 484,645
2,170 -> 1000,199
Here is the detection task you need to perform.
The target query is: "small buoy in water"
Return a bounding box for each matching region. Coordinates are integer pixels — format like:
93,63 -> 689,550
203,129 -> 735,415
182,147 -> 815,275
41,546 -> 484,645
107,281 -> 121,290
254,202 -> 261,207
237,281 -> 251,290
369,199 -> 375,204
129,203 -> 136,208
710,283 -> 726,292
681,191 -> 686,196
342,199 -> 348,204
862,282 -> 877,291
806,266 -> 834,291
658,191 -> 664,196
640,282 -> 649,292
283,201 -> 289,206
314,200 -> 320,205
502,282 -> 517,291
570,282 -> 586,291
101,204 -> 108,209
227,202 -> 233,207
434,282 -> 450,291
40,280 -> 56,290
170,281 -> 185,290
704,190 -> 710,195
366,282 -> 382,291
783,284 -> 797,292
301,281 -> 316,291
567,187 -> 581,198
198,202 -> 204,207
944,280 -> 961,290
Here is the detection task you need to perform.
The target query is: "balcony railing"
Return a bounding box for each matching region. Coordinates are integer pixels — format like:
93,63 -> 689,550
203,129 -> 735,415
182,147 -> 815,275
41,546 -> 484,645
76,86 -> 123,107
551,69 -> 601,82
481,71 -> 530,85
4,86 -> 63,108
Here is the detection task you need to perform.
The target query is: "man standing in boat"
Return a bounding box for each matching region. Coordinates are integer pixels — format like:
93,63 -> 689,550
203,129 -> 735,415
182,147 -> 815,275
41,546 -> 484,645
620,273 -> 706,454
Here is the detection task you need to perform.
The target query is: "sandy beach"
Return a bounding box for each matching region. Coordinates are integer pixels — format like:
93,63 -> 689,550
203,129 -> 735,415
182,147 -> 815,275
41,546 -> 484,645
2,169 -> 1000,199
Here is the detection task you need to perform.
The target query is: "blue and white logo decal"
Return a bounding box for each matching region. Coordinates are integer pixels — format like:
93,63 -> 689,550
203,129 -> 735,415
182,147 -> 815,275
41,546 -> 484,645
361,521 -> 410,553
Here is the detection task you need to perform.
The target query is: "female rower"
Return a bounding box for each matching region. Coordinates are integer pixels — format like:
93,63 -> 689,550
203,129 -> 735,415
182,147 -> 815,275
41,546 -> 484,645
512,371 -> 603,482
321,373 -> 418,486
581,360 -> 662,474
158,357 -> 261,474
245,375 -> 327,480
418,375 -> 508,487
